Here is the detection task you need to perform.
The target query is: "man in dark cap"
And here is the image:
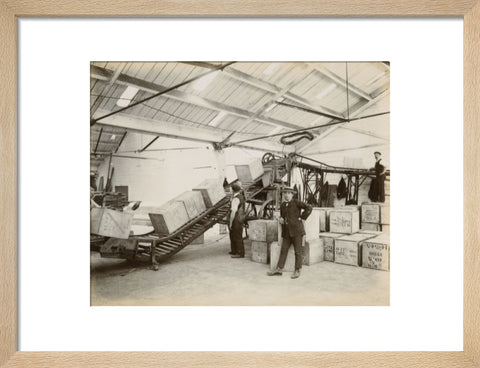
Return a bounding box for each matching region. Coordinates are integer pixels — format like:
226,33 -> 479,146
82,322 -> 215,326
373,151 -> 387,203
228,182 -> 246,258
267,186 -> 312,279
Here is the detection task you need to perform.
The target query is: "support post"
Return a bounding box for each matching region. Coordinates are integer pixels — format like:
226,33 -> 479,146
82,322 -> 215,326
211,147 -> 226,181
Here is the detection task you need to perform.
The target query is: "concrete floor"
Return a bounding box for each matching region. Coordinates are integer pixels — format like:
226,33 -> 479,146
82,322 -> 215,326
91,232 -> 389,306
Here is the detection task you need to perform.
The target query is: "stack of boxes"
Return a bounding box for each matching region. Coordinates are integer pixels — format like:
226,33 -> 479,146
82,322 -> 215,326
283,203 -> 390,272
303,208 -> 324,266
248,219 -> 278,264
149,178 -> 225,236
360,202 -> 390,235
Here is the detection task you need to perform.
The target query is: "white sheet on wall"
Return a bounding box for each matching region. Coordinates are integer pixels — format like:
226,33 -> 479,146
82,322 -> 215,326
18,18 -> 463,351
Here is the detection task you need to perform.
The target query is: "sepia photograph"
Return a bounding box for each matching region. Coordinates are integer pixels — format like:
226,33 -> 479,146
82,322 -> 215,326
89,61 -> 390,306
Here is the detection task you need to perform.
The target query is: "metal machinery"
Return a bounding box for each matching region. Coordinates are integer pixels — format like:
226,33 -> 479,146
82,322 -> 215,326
242,152 -> 390,219
97,151 -> 389,270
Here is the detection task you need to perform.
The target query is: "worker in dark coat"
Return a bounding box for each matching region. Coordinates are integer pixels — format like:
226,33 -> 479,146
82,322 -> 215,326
228,182 -> 246,258
373,151 -> 387,203
268,186 -> 312,279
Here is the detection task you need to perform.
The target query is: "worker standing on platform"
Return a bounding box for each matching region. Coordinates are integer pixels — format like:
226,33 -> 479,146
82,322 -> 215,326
373,151 -> 387,203
228,182 -> 246,258
268,187 -> 312,279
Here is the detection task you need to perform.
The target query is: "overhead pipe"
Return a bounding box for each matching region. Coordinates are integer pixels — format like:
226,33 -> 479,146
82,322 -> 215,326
226,111 -> 389,147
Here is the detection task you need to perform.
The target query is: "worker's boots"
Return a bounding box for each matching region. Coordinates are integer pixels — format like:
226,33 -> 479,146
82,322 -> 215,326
291,269 -> 301,279
267,268 -> 283,276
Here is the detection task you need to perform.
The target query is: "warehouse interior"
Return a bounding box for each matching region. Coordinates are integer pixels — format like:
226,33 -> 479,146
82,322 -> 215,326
90,62 -> 390,306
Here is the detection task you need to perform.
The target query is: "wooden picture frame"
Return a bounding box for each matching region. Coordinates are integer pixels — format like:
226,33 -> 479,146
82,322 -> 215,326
1,1 -> 478,367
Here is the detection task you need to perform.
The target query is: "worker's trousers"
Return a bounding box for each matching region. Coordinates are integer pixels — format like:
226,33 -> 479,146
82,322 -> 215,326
277,234 -> 303,270
229,220 -> 244,256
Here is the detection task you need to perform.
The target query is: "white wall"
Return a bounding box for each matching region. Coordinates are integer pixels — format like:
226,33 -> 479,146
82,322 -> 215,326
94,132 -> 270,203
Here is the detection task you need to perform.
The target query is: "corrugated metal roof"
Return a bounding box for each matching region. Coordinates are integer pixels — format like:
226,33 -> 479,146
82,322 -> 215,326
90,61 -> 390,167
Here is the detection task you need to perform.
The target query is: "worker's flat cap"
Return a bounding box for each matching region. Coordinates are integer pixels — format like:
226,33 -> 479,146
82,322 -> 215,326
281,186 -> 297,193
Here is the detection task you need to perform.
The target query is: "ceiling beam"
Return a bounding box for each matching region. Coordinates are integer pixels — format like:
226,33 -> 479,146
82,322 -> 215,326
220,64 -> 312,144
180,62 -> 346,120
307,143 -> 389,156
339,126 -> 389,141
93,127 -> 103,154
90,66 -> 123,115
90,65 -> 302,131
306,63 -> 372,101
299,89 -> 389,154
115,131 -> 128,153
94,109 -> 294,155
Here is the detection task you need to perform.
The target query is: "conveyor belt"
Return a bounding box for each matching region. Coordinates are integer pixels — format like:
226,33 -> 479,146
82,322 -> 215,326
100,196 -> 231,268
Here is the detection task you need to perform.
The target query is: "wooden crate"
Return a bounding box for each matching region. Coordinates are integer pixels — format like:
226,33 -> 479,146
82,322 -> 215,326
361,203 -> 390,224
235,159 -> 264,182
129,202 -> 164,227
303,237 -> 324,266
248,219 -> 278,242
361,222 -> 382,231
329,209 -> 360,234
380,205 -> 390,225
304,208 -> 322,240
192,178 -> 226,208
148,201 -> 190,236
225,165 -> 238,184
251,241 -> 270,264
361,203 -> 381,223
334,233 -> 377,267
359,229 -> 383,236
90,208 -> 133,239
361,233 -> 390,271
270,241 -> 296,271
317,208 -> 332,232
173,191 -> 206,219
319,232 -> 345,262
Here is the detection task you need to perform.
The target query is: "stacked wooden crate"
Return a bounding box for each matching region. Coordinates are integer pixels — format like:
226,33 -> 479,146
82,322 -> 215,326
328,208 -> 360,234
334,232 -> 378,267
360,233 -> 390,271
149,179 -> 225,237
248,219 -> 278,264
303,208 -> 324,266
319,232 -> 345,262
360,202 -> 390,234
